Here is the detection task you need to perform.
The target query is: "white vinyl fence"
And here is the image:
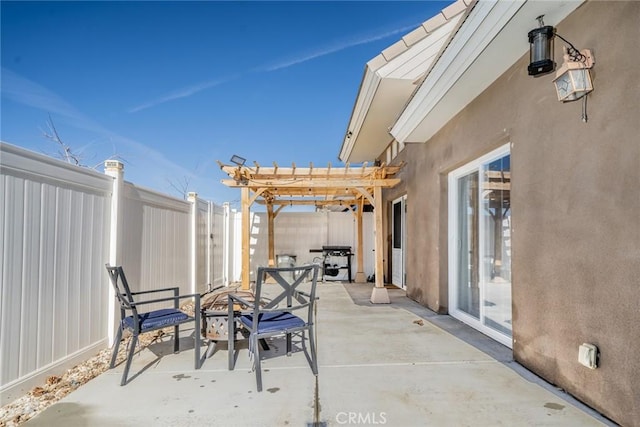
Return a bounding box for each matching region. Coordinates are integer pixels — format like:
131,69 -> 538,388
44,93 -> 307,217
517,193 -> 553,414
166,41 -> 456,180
0,143 -> 226,404
0,142 -> 375,405
210,202 -> 227,288
1,144 -> 113,404
242,211 -> 374,282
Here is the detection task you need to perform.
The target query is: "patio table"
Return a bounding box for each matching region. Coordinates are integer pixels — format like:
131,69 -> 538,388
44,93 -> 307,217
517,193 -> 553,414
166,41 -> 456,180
200,287 -> 269,358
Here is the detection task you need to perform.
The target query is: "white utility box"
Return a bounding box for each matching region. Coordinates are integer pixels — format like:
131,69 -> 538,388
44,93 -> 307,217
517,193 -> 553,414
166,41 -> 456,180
578,343 -> 599,369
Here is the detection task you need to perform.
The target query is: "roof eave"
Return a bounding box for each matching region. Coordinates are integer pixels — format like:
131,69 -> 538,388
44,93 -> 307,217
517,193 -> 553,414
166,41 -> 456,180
391,0 -> 586,144
339,0 -> 470,163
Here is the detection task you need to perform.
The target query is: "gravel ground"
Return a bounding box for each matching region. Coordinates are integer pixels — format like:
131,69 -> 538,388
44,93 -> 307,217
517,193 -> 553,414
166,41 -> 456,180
0,289 -> 240,426
0,330 -> 168,427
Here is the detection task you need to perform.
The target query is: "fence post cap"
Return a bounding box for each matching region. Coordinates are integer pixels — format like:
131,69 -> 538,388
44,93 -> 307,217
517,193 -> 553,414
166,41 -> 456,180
104,160 -> 124,171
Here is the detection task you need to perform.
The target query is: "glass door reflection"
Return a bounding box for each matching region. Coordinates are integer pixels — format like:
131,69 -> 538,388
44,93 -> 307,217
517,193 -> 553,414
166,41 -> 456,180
481,155 -> 512,336
457,171 -> 479,319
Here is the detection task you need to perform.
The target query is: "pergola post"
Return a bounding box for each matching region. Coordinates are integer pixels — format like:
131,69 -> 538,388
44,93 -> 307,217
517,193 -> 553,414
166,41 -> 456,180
241,186 -> 251,290
355,197 -> 366,283
267,202 -> 275,267
371,185 -> 390,303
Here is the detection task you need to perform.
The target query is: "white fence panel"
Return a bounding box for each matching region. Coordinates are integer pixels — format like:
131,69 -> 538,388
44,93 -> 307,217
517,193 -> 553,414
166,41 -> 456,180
325,212 -> 356,281
120,184 -> 191,301
210,203 -> 226,288
193,197 -> 209,294
238,210 -> 374,282
247,212 -> 268,282
275,212 -> 328,266
327,212 -> 356,248
0,143 -> 112,404
328,211 -> 374,279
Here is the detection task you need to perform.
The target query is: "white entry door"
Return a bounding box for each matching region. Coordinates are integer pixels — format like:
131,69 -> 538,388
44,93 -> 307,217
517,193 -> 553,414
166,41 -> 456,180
392,195 -> 406,289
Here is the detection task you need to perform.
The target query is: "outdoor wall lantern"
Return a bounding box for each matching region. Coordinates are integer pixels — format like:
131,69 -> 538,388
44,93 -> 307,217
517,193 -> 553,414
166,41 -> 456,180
552,47 -> 594,103
528,15 -> 595,121
527,17 -> 555,76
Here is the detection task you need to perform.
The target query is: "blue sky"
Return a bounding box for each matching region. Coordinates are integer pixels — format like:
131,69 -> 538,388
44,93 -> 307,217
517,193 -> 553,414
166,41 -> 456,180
1,1 -> 452,206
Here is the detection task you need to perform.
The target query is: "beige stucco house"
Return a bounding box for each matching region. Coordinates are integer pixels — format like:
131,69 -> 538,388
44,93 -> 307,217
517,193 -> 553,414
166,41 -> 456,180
339,0 -> 640,425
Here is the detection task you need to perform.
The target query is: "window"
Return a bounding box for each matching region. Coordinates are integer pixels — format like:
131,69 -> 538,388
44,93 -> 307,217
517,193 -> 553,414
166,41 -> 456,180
393,201 -> 402,249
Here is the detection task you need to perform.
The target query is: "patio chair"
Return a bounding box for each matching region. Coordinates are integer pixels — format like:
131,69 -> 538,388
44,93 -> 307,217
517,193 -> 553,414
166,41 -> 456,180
228,264 -> 320,392
105,264 -> 201,385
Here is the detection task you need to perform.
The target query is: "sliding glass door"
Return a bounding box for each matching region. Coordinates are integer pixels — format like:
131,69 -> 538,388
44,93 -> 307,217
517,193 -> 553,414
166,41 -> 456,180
449,145 -> 512,347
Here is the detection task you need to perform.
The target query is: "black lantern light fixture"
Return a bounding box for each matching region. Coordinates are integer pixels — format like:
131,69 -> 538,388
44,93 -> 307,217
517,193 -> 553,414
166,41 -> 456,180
528,15 -> 595,121
527,16 -> 555,76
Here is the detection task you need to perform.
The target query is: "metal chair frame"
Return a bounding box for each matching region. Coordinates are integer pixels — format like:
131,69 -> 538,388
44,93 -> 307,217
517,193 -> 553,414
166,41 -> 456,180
105,264 -> 201,385
227,264 -> 320,391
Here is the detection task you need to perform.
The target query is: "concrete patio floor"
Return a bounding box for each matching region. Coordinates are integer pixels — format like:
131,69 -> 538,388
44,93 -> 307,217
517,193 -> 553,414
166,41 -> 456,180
25,282 -> 612,426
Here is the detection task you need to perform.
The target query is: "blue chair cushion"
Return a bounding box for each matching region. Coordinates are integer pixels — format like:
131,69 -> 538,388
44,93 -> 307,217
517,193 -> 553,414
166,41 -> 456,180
122,308 -> 190,331
240,311 -> 305,333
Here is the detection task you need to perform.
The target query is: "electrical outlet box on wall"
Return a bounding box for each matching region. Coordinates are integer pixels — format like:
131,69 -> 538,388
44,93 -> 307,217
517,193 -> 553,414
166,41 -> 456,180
578,343 -> 599,369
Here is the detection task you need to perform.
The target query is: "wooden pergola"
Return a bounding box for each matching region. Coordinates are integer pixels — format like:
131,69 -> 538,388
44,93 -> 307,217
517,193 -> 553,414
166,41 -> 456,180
218,160 -> 403,303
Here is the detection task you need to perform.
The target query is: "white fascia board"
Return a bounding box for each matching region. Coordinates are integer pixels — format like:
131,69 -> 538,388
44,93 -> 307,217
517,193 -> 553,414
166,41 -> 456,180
391,0 -> 585,144
347,78 -> 415,163
339,0 -> 469,162
340,18 -> 461,162
391,0 -> 526,143
339,68 -> 382,162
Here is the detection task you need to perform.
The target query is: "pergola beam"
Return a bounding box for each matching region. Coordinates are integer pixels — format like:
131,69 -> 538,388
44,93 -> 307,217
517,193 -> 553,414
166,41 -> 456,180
255,199 -> 364,206
221,178 -> 400,189
220,165 -> 402,179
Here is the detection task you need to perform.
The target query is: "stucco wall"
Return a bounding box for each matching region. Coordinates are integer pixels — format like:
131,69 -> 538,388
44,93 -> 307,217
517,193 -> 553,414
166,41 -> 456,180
386,1 -> 640,425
